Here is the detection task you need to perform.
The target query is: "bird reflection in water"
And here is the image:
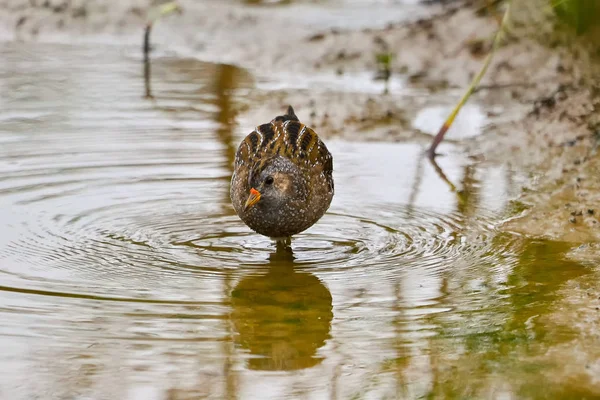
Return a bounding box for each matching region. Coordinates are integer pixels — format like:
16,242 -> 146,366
230,246 -> 333,371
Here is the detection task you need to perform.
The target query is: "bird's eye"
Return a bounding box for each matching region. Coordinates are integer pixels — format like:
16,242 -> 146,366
265,176 -> 274,185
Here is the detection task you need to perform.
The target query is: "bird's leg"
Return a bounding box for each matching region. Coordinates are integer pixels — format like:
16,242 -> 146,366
273,237 -> 292,252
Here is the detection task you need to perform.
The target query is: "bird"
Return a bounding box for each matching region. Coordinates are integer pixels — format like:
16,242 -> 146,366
230,105 -> 334,242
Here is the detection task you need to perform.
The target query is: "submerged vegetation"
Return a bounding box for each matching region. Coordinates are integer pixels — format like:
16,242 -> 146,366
551,0 -> 600,34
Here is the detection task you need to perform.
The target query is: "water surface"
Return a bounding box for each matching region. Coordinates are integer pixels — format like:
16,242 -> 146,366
0,42 -> 596,399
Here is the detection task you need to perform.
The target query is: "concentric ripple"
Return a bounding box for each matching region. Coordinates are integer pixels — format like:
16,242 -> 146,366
1,178 -> 500,292
0,139 -> 512,301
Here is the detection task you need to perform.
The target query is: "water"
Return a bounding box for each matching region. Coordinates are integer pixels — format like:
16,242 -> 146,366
0,42 -> 596,399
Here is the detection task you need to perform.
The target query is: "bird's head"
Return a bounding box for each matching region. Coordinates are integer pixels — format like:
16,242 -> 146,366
244,156 -> 307,211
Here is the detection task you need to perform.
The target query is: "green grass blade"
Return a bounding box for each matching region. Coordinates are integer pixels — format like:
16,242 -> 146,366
427,0 -> 512,158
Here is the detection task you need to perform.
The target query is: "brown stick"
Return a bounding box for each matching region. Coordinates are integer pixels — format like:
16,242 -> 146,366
142,2 -> 182,99
143,23 -> 153,98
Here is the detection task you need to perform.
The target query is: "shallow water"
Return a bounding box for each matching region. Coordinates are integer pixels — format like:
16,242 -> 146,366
0,42 -> 597,399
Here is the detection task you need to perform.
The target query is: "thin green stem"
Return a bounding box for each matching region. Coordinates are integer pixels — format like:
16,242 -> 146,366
427,0 -> 512,159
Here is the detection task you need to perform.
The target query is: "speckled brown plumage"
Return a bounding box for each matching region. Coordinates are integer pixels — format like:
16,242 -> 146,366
230,106 -> 334,239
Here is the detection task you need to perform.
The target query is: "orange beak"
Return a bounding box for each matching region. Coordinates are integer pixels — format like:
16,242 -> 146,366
244,188 -> 261,210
